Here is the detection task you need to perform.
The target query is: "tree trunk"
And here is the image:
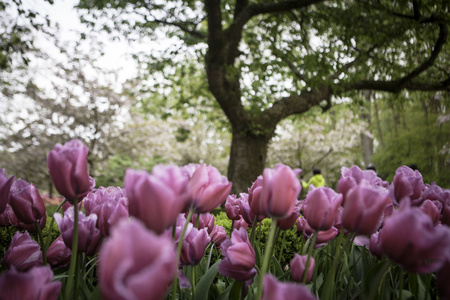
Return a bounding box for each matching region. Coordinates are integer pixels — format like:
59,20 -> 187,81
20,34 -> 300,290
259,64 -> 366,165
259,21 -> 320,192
227,127 -> 272,194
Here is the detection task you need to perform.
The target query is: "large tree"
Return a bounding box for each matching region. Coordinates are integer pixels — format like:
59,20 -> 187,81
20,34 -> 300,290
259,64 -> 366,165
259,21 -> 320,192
78,0 -> 449,192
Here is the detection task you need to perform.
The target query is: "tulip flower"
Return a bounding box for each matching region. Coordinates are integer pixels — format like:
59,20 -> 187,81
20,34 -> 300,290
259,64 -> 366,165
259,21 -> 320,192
47,139 -> 92,202
190,212 -> 215,233
0,168 -> 14,214
125,165 -> 189,234
420,199 -> 442,225
46,235 -> 71,268
1,231 -> 42,271
0,266 -> 61,300
441,199 -> 450,226
238,193 -> 260,226
296,217 -> 338,246
0,204 -> 17,227
390,165 -> 425,205
210,225 -> 228,247
54,207 -> 101,255
248,175 -> 264,216
225,194 -> 241,220
291,254 -> 315,283
278,201 -> 300,230
422,182 -> 450,203
380,206 -> 450,273
258,164 -> 301,218
179,227 -> 211,266
99,219 -> 176,300
261,274 -> 317,300
189,164 -> 232,213
218,227 -> 257,282
84,186 -> 129,236
9,179 -> 46,225
437,259 -> 450,300
342,181 -> 391,235
369,232 -> 383,259
15,215 -> 46,233
303,187 -> 343,231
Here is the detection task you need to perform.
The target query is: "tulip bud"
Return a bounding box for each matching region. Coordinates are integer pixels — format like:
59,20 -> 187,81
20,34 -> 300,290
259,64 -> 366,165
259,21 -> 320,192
189,164 -> 232,213
225,194 -> 241,220
0,266 -> 61,300
179,227 -> 211,267
290,254 -> 315,283
1,231 -> 42,271
258,164 -> 301,218
303,187 -> 342,231
99,219 -> 176,300
125,166 -> 189,234
0,169 -> 14,214
9,179 -> 46,225
218,227 -> 256,282
47,139 -> 92,202
46,235 -> 72,268
262,274 -> 317,300
210,225 -> 228,247
391,165 -> 425,205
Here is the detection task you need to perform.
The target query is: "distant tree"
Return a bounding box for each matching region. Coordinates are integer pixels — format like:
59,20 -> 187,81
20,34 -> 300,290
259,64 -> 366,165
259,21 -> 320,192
76,0 -> 449,192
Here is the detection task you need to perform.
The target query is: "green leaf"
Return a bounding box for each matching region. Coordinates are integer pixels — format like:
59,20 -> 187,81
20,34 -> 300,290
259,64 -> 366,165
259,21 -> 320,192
194,259 -> 221,300
364,260 -> 392,300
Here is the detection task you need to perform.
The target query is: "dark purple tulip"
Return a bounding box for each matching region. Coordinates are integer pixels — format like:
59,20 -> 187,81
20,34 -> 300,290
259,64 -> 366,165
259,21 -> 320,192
437,259 -> 450,300
303,187 -> 342,231
179,227 -> 211,266
46,235 -> 71,268
261,274 -> 317,300
47,139 -> 91,202
290,254 -> 315,283
442,199 -> 450,227
342,181 -> 391,235
125,166 -> 189,234
391,165 -> 425,205
420,199 -> 442,225
190,212 -> 215,233
189,164 -> 232,213
1,231 -> 42,271
84,186 -> 129,236
248,175 -> 264,216
0,169 -> 14,214
210,225 -> 227,247
0,204 -> 18,226
14,215 -> 46,233
0,266 -> 61,300
9,179 -> 46,224
225,194 -> 241,220
218,227 -> 256,282
54,207 -> 101,255
258,164 -> 301,218
380,206 -> 450,273
99,219 -> 176,300
278,201 -> 300,230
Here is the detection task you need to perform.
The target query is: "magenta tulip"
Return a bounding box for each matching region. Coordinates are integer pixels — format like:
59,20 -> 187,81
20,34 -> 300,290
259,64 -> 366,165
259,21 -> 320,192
210,225 -> 228,247
189,164 -> 232,213
46,235 -> 71,268
190,212 -> 215,233
342,181 -> 391,235
84,186 -> 129,236
290,254 -> 315,283
125,165 -> 189,234
54,207 -> 101,255
258,164 -> 301,218
380,206 -> 450,273
0,266 -> 61,300
420,199 -> 442,225
278,201 -> 300,230
225,194 -> 241,220
1,231 -> 42,271
218,227 -> 256,282
391,165 -> 425,205
9,179 -> 46,225
47,139 -> 92,202
261,274 -> 317,300
99,219 -> 176,300
14,214 -> 46,233
179,227 -> 211,266
0,168 -> 14,214
369,232 -> 383,259
238,193 -> 260,226
0,204 -> 17,227
422,182 -> 450,203
248,175 -> 264,216
303,187 -> 343,231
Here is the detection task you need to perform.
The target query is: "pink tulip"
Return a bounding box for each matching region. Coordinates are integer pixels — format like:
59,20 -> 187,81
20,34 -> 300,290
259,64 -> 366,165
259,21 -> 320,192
179,227 -> 211,266
290,254 -> 315,283
233,216 -> 249,231
380,206 -> 450,273
210,225 -> 227,247
258,164 -> 301,218
0,168 -> 14,214
125,165 -> 189,234
261,274 -> 317,300
218,227 -> 256,282
0,266 -> 61,300
9,179 -> 46,225
54,207 -> 101,256
422,182 -> 450,203
296,217 -> 338,246
278,201 -> 300,230
342,181 -> 391,235
420,199 -> 442,225
189,164 -> 232,213
190,212 -> 215,233
225,194 -> 241,220
390,165 -> 425,205
46,235 -> 71,268
1,231 -> 42,271
369,232 -> 383,259
238,193 -> 262,226
99,219 -> 176,300
47,139 -> 92,202
303,187 -> 342,231
84,186 -> 129,236
248,175 -> 264,216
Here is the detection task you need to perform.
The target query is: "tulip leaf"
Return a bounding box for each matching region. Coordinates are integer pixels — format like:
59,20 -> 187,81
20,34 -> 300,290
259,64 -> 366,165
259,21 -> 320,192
194,259 -> 221,300
229,280 -> 243,300
272,256 -> 284,277
364,260 -> 392,300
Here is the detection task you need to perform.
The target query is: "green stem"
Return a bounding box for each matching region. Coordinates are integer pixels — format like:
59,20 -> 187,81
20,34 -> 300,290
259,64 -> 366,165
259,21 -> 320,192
45,198 -> 67,251
302,230 -> 318,284
398,268 -> 404,300
191,265 -> 196,299
64,198 -> 79,300
35,221 -> 47,265
249,215 -> 258,246
277,231 -> 286,262
256,218 -> 278,300
171,209 -> 194,300
230,220 -> 235,237
320,228 -> 345,300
